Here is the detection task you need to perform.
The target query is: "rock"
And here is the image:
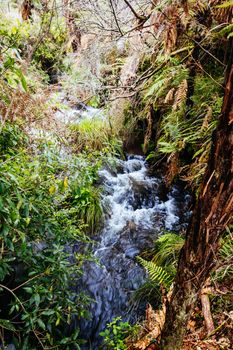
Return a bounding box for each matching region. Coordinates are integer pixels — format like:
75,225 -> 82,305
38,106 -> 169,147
125,247 -> 140,258
6,345 -> 16,350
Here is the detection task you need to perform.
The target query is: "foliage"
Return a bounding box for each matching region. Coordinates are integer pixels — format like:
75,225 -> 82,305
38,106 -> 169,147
131,279 -> 162,309
31,14 -> 67,75
67,158 -> 103,233
70,117 -> 123,156
0,15 -> 29,92
0,9 -> 51,124
0,122 -> 28,157
137,257 -> 173,289
212,226 -> 233,282
152,232 -> 184,268
100,317 -> 139,350
137,233 -> 185,295
0,129 -> 105,348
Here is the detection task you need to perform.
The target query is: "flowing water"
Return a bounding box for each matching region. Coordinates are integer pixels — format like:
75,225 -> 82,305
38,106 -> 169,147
52,99 -> 190,348
75,155 -> 190,349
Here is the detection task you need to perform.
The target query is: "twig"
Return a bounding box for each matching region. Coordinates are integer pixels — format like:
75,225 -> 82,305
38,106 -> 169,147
108,91 -> 137,101
12,273 -> 44,292
122,0 -> 149,21
194,60 -> 224,89
109,0 -> 124,36
205,319 -> 228,339
157,8 -> 226,67
0,283 -> 26,312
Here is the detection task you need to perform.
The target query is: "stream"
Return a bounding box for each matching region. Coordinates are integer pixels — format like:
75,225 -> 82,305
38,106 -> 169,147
53,100 -> 190,349
75,155 -> 190,349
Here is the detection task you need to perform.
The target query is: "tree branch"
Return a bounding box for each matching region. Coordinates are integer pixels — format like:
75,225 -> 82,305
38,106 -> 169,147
109,0 -> 124,36
122,0 -> 148,21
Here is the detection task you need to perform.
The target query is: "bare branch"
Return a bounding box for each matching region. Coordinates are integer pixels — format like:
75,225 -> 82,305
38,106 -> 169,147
122,0 -> 148,21
109,0 -> 124,36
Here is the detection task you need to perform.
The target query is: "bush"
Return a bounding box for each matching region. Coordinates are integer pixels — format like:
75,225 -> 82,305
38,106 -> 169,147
100,317 -> 139,350
0,131 -> 104,349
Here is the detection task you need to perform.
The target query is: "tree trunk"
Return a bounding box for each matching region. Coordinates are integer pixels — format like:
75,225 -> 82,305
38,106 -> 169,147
159,55 -> 233,349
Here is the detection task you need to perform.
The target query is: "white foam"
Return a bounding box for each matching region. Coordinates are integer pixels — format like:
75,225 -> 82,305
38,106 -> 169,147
99,156 -> 179,247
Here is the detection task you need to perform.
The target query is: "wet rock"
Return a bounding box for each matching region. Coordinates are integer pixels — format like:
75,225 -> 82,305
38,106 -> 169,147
127,266 -> 145,290
125,247 -> 140,258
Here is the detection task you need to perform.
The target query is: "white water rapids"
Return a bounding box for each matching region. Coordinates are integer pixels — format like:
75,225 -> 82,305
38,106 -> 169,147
50,99 -> 190,348
76,155 -> 190,349
98,156 -> 178,247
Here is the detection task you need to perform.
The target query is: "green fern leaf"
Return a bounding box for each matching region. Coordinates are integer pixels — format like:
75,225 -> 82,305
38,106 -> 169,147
137,257 -> 173,288
216,1 -> 233,9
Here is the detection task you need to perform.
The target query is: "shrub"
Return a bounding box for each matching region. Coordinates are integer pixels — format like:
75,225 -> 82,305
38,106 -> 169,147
100,317 -> 139,350
0,132 -> 103,349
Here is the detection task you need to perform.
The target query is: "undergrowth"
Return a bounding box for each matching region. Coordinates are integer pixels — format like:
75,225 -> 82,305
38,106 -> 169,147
0,125 -> 105,349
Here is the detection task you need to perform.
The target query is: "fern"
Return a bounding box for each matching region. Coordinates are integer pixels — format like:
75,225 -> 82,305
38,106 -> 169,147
144,75 -> 169,99
218,23 -> 233,38
144,64 -> 188,102
152,233 -> 185,267
213,227 -> 233,281
215,1 -> 233,9
137,256 -> 173,288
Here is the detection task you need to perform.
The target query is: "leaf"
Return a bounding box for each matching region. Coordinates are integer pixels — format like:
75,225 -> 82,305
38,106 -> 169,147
24,287 -> 33,294
193,147 -> 205,158
137,257 -> 173,288
34,293 -> 40,306
55,316 -> 61,326
215,1 -> 233,8
37,318 -> 46,330
20,74 -> 27,92
42,309 -> 55,316
49,185 -> 56,195
218,23 -> 233,37
0,319 -> 16,331
13,67 -> 28,92
3,56 -> 15,69
25,217 -> 31,225
146,152 -> 156,161
63,176 -> 69,190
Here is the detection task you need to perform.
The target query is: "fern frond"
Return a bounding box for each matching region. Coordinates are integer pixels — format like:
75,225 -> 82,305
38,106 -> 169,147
137,257 -> 173,288
165,88 -> 175,104
144,76 -> 168,99
165,21 -> 178,54
172,79 -> 188,111
153,233 -> 185,267
211,0 -> 233,22
219,238 -> 233,260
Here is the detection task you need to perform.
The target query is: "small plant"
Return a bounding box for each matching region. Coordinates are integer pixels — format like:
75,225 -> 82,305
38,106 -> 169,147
136,233 -> 185,299
70,117 -> 122,155
100,317 -> 139,350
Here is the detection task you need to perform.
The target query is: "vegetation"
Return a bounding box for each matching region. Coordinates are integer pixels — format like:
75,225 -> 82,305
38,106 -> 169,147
0,0 -> 232,349
137,233 -> 185,290
0,123 -> 104,348
100,317 -> 139,350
